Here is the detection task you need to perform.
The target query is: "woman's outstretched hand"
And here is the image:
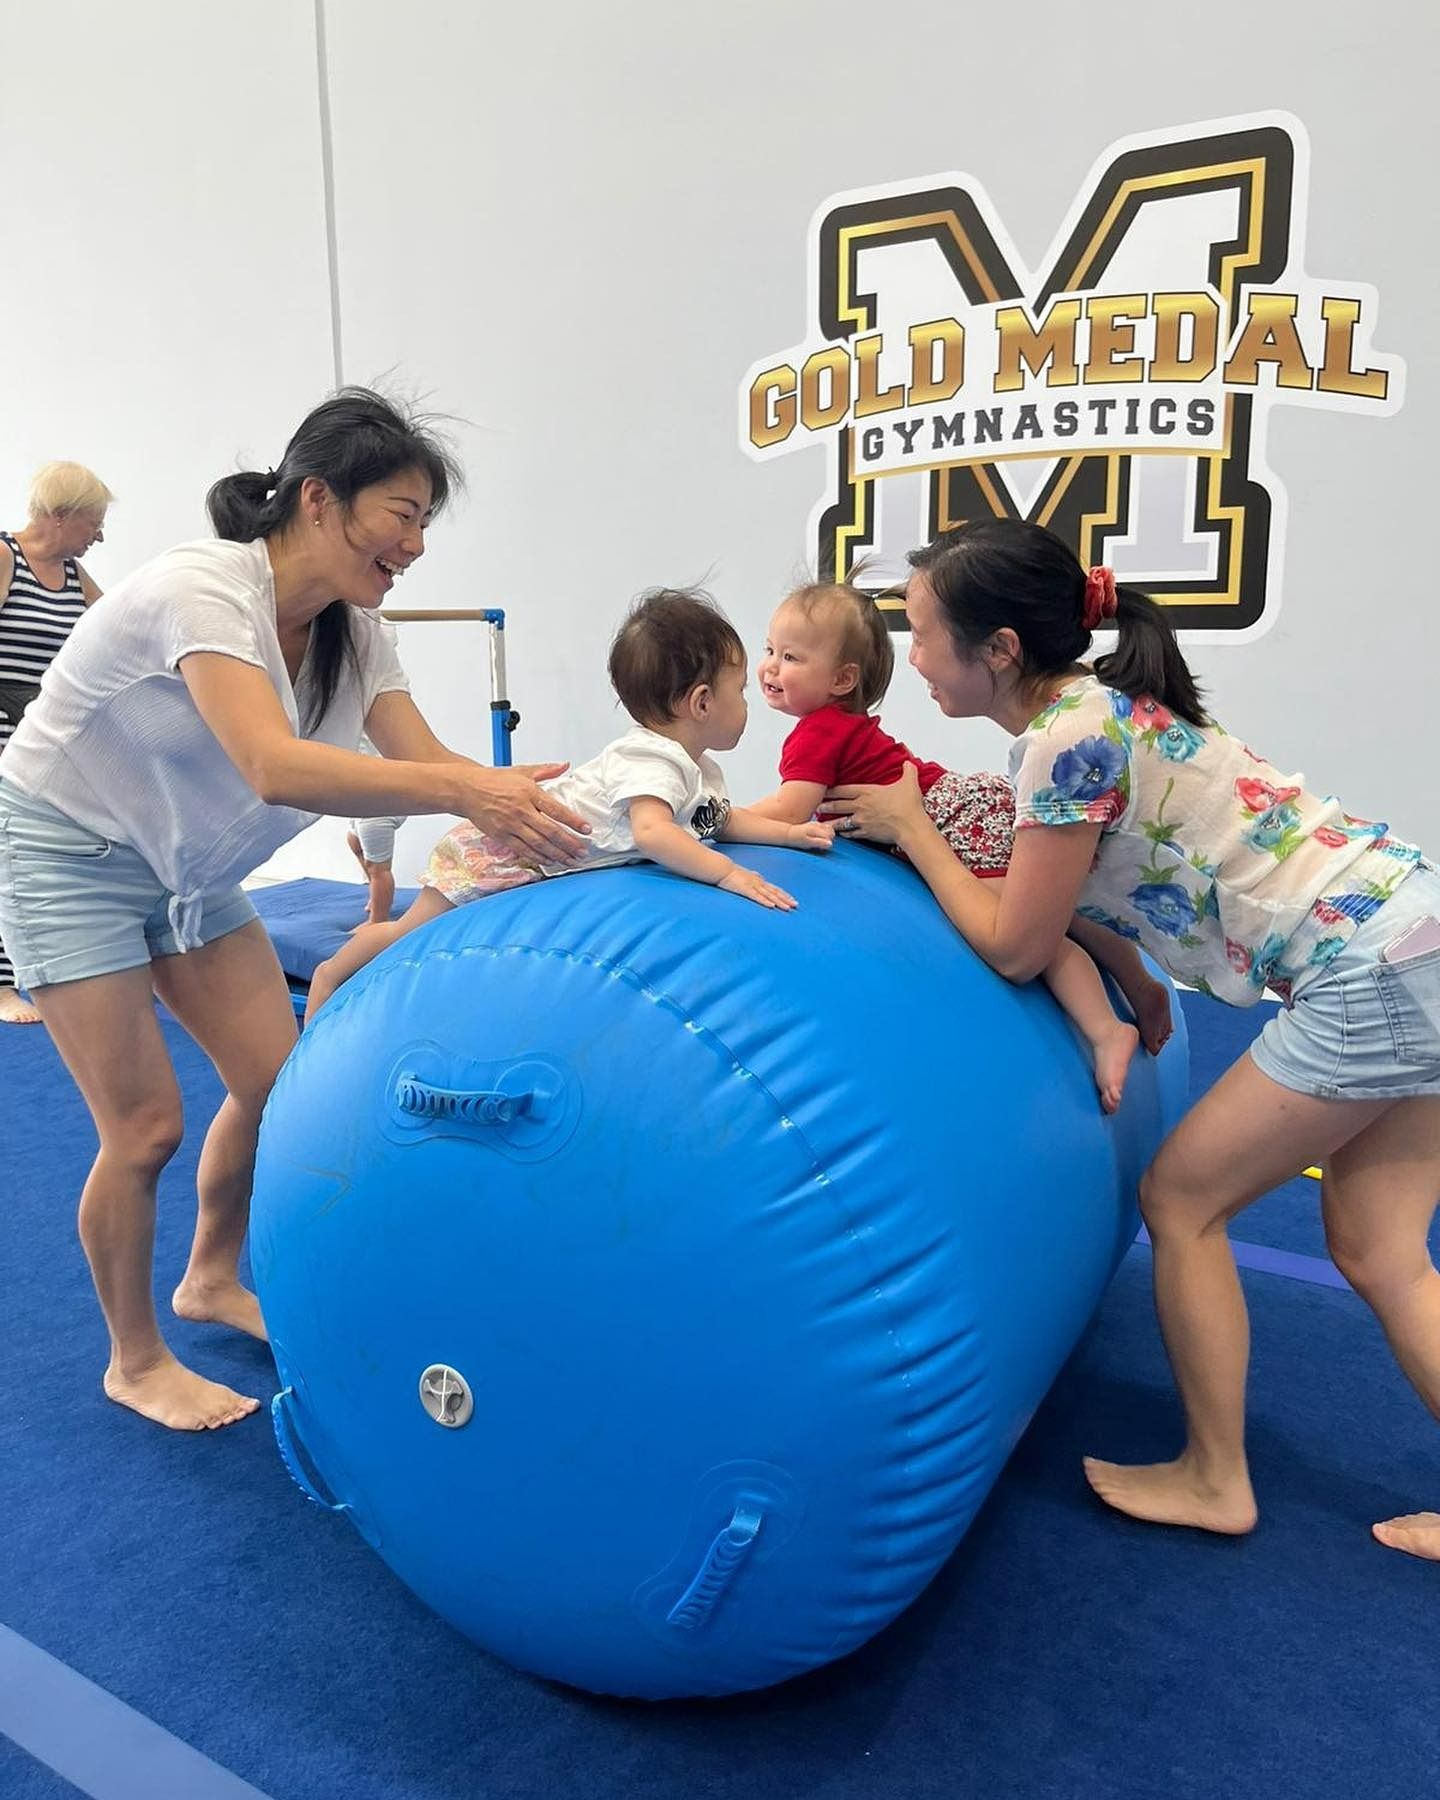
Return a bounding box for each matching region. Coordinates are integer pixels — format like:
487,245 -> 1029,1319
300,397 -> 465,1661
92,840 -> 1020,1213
823,763 -> 928,848
456,763 -> 592,863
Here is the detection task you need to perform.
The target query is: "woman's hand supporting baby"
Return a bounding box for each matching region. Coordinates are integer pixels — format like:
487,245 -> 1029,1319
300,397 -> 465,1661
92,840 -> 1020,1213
822,762 -> 930,849
449,762 -> 593,864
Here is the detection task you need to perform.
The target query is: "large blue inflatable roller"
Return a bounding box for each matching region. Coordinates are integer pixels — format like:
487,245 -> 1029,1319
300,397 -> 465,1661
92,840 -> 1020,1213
251,842 -> 1188,1699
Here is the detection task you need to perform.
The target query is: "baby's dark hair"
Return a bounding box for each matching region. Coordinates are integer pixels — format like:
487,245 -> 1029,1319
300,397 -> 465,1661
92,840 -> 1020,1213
608,587 -> 745,727
783,581 -> 895,713
908,519 -> 1208,727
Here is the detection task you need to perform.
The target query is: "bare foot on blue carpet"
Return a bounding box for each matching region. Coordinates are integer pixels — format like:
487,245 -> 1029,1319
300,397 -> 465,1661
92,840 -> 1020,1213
105,1349 -> 259,1430
172,1277 -> 268,1342
1372,1512 -> 1440,1561
1083,1454 -> 1258,1534
1093,1020 -> 1140,1114
0,986 -> 42,1025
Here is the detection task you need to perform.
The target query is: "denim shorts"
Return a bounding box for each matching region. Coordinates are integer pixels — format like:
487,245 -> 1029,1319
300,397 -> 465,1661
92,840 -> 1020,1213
0,779 -> 257,992
1251,863 -> 1440,1101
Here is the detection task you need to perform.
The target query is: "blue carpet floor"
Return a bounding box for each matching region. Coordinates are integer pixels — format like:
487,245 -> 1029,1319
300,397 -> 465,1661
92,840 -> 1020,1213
0,1739 -> 77,1800
1,997 -> 1437,1800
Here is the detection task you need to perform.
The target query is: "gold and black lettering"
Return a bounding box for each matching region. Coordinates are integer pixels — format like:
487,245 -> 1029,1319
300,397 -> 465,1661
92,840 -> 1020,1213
994,300 -> 1082,392
1150,292 -> 1220,382
853,333 -> 906,418
1317,296 -> 1388,399
749,365 -> 797,450
1223,294 -> 1313,390
800,346 -> 851,432
1084,294 -> 1147,384
908,318 -> 966,405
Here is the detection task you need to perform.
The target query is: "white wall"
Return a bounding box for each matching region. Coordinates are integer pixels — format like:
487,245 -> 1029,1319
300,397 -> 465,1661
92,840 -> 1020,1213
0,0 -> 334,587
323,0 -> 1439,878
7,0 -> 1437,884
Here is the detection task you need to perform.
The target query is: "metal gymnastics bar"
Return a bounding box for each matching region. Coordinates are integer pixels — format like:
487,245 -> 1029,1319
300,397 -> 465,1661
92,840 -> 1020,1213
379,607 -> 520,768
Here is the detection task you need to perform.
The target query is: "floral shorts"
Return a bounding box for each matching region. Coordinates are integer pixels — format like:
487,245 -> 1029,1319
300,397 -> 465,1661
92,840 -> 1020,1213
923,770 -> 1015,879
423,824 -> 546,906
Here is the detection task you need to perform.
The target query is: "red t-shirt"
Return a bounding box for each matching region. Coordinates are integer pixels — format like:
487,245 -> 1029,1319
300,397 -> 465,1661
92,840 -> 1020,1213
778,704 -> 948,794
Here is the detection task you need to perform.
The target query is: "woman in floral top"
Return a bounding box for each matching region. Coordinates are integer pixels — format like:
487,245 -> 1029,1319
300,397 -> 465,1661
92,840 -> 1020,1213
826,518 -> 1440,1563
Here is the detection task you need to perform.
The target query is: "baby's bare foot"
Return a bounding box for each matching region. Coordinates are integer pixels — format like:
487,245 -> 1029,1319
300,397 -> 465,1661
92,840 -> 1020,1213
0,987 -> 43,1026
1083,1454 -> 1257,1534
1372,1512 -> 1440,1561
1132,978 -> 1174,1056
104,1351 -> 260,1431
1093,1020 -> 1140,1114
173,1278 -> 267,1342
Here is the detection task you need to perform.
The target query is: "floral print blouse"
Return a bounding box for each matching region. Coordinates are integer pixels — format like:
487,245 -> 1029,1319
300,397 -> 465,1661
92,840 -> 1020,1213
1009,675 -> 1422,1007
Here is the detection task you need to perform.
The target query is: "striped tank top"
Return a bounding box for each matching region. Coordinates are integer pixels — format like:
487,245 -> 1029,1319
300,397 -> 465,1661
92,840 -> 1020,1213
0,530 -> 86,685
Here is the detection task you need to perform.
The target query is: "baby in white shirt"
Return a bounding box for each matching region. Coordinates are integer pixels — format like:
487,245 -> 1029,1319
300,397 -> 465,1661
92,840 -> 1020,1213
306,588 -> 833,1017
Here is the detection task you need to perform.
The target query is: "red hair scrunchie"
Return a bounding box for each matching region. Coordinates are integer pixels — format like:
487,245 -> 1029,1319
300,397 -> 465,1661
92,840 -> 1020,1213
1082,565 -> 1118,632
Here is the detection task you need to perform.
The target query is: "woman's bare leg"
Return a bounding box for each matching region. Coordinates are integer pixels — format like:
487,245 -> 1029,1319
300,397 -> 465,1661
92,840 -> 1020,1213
151,920 -> 297,1343
1315,1098 -> 1440,1557
1084,1050 -> 1391,1532
29,965 -> 259,1429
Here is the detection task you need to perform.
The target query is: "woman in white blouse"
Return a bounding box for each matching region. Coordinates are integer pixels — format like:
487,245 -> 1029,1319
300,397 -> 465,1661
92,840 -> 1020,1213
0,390 -> 589,1434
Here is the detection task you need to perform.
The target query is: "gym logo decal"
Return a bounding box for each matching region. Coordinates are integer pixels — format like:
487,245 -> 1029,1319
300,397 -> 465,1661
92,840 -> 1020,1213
740,114 -> 1404,638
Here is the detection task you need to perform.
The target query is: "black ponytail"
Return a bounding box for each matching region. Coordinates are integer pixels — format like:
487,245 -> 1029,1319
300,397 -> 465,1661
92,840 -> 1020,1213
1093,586 -> 1208,727
909,519 -> 1208,727
206,469 -> 282,541
206,387 -> 462,733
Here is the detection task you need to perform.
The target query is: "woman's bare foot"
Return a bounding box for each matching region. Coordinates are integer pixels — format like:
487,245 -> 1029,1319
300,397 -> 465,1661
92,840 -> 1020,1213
1130,978 -> 1174,1055
104,1349 -> 260,1430
172,1277 -> 268,1342
1372,1512 -> 1440,1561
347,831 -> 396,926
1083,1453 -> 1258,1534
1092,1019 -> 1141,1114
0,986 -> 42,1025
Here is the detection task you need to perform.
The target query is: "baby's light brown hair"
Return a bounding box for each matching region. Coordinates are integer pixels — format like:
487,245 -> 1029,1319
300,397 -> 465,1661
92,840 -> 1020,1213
783,582 -> 895,714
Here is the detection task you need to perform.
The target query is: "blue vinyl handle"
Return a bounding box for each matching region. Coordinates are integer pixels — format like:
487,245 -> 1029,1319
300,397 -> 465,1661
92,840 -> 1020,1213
271,1388 -> 350,1515
665,1502 -> 764,1631
394,1076 -> 534,1126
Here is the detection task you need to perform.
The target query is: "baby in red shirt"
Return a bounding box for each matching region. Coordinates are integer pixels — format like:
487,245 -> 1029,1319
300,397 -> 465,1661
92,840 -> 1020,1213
748,582 -> 1172,1112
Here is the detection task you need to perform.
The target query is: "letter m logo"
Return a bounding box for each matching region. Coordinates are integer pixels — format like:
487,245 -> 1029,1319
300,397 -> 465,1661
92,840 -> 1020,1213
744,114 -> 1402,639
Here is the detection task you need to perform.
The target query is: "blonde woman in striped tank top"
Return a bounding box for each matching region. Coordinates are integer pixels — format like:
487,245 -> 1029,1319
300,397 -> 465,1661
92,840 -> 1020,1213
0,461 -> 112,1022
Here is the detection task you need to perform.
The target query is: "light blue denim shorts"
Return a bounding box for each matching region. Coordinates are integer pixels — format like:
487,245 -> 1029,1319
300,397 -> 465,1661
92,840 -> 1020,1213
0,779 -> 257,992
1251,863 -> 1440,1101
